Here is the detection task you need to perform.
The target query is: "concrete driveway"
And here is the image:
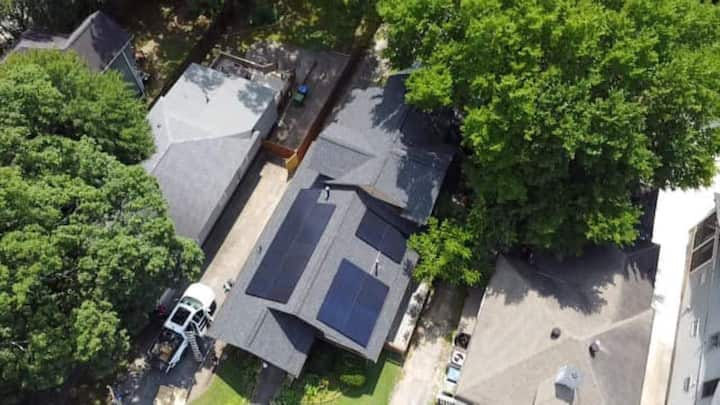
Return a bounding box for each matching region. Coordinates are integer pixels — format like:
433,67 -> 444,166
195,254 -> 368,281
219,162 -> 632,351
390,283 -> 465,405
115,153 -> 290,405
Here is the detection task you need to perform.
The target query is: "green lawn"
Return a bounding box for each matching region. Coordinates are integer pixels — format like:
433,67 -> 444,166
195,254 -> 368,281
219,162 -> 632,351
335,351 -> 403,405
192,343 -> 402,405
273,344 -> 403,404
192,348 -> 260,405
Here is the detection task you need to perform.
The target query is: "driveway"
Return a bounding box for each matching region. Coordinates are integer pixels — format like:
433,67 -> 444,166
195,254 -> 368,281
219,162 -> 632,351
389,283 -> 465,405
115,153 -> 290,405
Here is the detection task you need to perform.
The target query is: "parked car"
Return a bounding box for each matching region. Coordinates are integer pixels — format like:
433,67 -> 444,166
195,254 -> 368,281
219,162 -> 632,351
148,283 -> 217,372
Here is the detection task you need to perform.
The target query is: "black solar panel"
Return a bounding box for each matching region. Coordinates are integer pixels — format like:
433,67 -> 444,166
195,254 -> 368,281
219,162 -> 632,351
356,211 -> 407,263
246,189 -> 335,303
317,259 -> 389,347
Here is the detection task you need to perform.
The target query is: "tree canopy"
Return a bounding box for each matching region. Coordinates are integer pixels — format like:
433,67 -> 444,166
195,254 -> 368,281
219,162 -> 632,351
0,51 -> 203,401
381,0 -> 720,283
0,0 -> 103,41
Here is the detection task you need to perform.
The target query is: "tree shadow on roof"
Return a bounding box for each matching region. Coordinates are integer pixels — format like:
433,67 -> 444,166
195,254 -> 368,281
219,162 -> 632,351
235,80 -> 274,114
485,244 -> 658,316
180,63 -> 226,94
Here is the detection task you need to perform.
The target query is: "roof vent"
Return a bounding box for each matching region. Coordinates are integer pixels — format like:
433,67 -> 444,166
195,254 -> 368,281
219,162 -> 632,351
589,340 -> 601,358
550,327 -> 561,339
555,365 -> 583,391
324,185 -> 330,200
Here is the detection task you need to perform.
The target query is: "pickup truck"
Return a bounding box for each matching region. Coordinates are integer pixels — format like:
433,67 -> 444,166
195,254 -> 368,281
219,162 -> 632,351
148,283 -> 217,372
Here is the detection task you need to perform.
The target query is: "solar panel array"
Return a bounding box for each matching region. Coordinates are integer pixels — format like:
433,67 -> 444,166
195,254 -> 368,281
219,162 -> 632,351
246,188 -> 336,303
317,259 -> 389,347
356,211 -> 407,263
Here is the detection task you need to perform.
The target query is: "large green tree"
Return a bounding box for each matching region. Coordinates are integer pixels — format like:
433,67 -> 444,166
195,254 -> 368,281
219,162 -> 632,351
0,51 -> 203,401
381,0 -> 720,282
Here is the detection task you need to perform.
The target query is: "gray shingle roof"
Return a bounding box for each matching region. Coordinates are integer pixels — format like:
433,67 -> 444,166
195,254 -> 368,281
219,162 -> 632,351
144,63 -> 277,244
455,245 -> 659,405
209,75 -> 454,376
209,164 -> 417,375
8,12 -> 131,71
64,11 -> 130,71
308,75 -> 454,224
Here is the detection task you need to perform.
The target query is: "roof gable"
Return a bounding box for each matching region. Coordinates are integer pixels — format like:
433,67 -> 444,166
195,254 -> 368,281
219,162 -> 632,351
64,11 -> 130,71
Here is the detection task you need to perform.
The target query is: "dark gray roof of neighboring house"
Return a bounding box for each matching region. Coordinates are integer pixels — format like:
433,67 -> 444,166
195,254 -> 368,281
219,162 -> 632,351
7,11 -> 130,71
455,245 -> 659,405
209,75 -> 454,376
64,11 -> 131,71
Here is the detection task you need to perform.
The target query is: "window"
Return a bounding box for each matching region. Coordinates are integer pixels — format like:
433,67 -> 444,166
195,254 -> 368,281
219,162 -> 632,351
691,214 -> 717,272
710,333 -> 720,349
192,311 -> 208,331
702,379 -> 719,398
208,301 -> 217,317
684,377 -> 692,393
691,319 -> 700,337
695,215 -> 717,248
170,307 -> 191,326
691,241 -> 714,271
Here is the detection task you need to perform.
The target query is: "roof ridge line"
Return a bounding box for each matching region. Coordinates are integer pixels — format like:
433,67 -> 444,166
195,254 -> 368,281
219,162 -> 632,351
583,307 -> 654,341
320,128 -> 376,158
62,11 -> 99,50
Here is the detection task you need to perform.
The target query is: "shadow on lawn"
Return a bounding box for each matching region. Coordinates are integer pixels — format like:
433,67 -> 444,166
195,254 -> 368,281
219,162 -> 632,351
340,351 -> 404,400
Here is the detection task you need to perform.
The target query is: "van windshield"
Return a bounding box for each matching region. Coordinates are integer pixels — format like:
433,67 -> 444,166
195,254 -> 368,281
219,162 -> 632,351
170,307 -> 191,326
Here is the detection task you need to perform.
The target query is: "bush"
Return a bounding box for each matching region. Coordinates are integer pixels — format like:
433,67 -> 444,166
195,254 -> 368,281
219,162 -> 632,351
339,373 -> 366,388
336,352 -> 364,373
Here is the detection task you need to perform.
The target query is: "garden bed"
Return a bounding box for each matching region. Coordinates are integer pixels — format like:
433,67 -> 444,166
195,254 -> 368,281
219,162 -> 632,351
273,343 -> 403,405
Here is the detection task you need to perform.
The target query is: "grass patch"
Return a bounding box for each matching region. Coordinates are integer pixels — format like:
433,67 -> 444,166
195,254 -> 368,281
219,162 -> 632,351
112,0 -> 213,100
210,0 -> 379,62
273,343 -> 403,404
192,348 -> 260,405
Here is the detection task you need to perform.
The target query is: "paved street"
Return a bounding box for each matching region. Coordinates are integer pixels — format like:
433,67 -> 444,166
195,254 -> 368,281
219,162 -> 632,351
116,153 -> 290,405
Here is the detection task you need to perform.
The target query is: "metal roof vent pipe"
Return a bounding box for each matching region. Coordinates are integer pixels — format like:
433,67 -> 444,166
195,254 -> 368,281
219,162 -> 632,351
550,327 -> 562,340
554,365 -> 582,402
589,340 -> 601,358
324,185 -> 330,200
